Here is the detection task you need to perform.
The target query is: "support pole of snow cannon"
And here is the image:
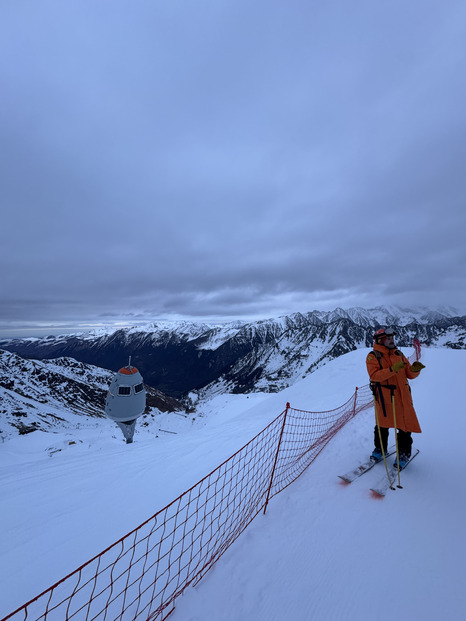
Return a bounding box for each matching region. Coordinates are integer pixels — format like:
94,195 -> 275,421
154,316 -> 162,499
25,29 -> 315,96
263,402 -> 290,515
373,394 -> 394,491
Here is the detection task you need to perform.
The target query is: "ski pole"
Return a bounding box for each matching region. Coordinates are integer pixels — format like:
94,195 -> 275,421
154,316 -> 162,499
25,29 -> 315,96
391,391 -> 403,489
373,396 -> 394,490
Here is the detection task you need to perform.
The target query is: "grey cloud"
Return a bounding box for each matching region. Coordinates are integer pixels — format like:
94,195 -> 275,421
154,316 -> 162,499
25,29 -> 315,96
1,0 -> 466,337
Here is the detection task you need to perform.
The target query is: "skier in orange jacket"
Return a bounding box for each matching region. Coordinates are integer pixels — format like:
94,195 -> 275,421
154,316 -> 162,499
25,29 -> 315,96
366,328 -> 425,468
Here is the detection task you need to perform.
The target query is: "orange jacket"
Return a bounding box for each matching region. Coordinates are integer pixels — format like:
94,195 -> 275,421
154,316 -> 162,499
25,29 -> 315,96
366,343 -> 422,433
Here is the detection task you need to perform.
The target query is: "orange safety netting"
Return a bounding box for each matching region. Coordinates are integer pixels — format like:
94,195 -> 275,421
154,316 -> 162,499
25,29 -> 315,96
2,341 -> 421,621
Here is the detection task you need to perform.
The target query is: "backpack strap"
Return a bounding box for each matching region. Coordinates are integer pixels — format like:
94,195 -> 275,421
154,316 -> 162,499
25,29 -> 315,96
369,350 -> 390,417
371,350 -> 383,369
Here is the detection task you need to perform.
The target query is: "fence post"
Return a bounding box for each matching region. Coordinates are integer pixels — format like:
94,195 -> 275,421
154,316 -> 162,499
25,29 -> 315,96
263,402 -> 290,515
353,387 -> 358,416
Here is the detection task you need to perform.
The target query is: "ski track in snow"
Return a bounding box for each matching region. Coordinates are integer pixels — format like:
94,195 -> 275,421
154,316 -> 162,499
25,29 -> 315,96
0,348 -> 465,620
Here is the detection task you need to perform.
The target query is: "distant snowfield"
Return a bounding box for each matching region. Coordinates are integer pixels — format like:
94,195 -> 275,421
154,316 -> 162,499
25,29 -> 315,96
1,347 -> 465,620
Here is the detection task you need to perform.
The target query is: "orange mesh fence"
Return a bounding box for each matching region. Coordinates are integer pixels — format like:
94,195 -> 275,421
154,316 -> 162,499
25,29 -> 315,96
1,344 -> 421,621
265,393 -> 359,505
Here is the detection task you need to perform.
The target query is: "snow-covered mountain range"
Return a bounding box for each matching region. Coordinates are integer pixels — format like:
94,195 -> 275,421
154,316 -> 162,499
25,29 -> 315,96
1,306 -> 464,402
0,350 -> 183,441
1,306 -> 464,441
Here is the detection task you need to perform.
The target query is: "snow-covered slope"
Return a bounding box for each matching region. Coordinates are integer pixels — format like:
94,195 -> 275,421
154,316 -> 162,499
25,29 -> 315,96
1,347 -> 465,621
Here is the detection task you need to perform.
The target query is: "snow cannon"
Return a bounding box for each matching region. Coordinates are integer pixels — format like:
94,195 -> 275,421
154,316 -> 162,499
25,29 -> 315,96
105,358 -> 146,444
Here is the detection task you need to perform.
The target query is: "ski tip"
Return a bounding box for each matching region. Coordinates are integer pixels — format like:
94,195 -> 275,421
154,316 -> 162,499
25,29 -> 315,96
338,476 -> 351,485
370,489 -> 385,499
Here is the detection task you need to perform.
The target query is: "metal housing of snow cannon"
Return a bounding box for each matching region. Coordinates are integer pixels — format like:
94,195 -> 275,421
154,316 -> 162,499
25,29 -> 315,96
105,359 -> 146,443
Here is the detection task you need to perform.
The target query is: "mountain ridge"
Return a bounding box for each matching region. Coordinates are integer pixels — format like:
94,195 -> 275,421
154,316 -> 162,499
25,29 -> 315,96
1,305 -> 462,344
1,306 -> 464,402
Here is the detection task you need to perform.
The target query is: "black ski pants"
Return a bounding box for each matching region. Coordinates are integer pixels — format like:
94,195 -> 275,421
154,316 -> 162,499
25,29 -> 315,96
373,426 -> 413,458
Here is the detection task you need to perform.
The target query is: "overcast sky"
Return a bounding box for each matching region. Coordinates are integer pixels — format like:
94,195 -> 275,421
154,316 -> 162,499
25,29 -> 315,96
1,0 -> 466,337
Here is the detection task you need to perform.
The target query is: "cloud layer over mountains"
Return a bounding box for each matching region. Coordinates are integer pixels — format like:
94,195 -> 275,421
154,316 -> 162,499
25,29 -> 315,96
1,1 -> 466,337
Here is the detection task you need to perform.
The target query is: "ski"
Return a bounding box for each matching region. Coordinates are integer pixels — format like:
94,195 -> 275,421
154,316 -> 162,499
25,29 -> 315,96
338,446 -> 396,484
370,449 -> 420,497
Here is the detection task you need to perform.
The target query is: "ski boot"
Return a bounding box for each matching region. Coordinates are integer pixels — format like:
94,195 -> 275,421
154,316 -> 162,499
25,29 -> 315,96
394,454 -> 409,470
370,448 -> 385,462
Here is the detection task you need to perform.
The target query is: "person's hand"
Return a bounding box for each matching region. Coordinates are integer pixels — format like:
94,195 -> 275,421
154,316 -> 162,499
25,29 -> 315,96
392,360 -> 406,373
410,361 -> 425,373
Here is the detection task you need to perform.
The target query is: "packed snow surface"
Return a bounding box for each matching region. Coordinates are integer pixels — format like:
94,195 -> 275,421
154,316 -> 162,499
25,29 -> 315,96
0,347 -> 465,620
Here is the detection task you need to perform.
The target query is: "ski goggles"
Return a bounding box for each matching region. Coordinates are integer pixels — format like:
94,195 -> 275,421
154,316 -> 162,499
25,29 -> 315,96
374,328 -> 397,339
